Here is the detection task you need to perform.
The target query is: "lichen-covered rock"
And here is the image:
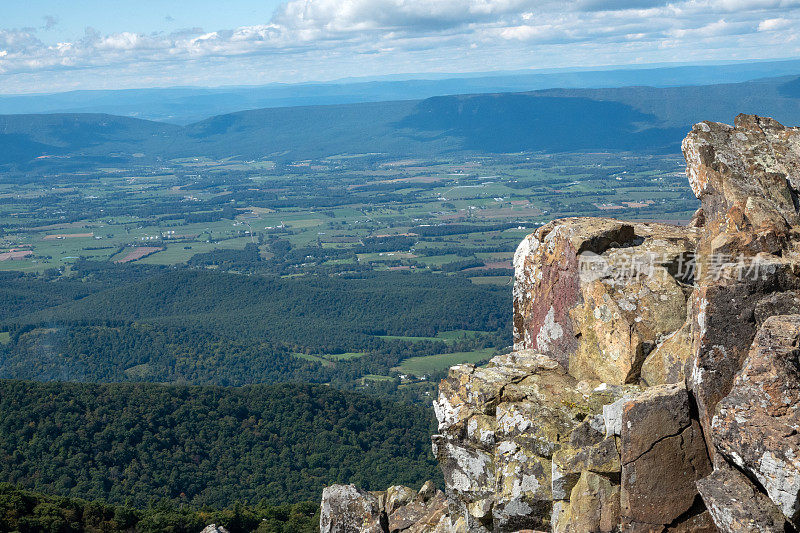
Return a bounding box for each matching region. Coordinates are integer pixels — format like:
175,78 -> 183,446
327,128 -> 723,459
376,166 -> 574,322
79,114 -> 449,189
682,115 -> 800,437
697,459 -> 789,533
513,218 -> 695,385
432,350 -> 634,531
711,315 -> 800,525
430,358 -> 713,532
389,491 -> 447,532
552,471 -> 620,533
200,525 -> 230,533
320,482 -> 456,533
386,485 -> 417,516
320,485 -> 384,533
682,115 -> 800,241
685,262 -> 800,446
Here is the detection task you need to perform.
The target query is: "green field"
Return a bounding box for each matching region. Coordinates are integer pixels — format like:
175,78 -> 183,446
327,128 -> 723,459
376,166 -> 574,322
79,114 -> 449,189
0,332 -> 9,345
435,330 -> 484,341
394,348 -> 496,377
378,334 -> 440,342
361,374 -> 395,382
326,352 -> 366,361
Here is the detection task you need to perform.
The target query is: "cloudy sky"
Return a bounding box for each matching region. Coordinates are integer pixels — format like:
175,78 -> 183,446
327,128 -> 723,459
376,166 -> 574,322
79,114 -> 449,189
2,0 -> 799,94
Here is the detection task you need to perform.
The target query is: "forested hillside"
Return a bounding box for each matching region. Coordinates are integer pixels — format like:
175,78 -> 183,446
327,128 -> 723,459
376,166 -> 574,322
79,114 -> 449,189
0,484 -> 318,533
0,266 -> 509,386
17,269 -> 507,346
0,381 -> 440,507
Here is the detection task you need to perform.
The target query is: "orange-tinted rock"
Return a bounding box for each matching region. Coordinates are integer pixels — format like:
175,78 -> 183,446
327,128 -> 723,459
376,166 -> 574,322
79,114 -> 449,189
513,218 -> 695,385
640,322 -> 692,386
682,115 -> 800,439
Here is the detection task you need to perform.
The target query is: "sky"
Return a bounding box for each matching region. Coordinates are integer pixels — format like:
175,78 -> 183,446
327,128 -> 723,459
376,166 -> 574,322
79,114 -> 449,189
1,0 -> 799,94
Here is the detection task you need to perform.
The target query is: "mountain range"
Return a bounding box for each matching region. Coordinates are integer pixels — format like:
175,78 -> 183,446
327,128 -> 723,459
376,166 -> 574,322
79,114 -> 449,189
1,74 -> 799,168
3,59 -> 800,124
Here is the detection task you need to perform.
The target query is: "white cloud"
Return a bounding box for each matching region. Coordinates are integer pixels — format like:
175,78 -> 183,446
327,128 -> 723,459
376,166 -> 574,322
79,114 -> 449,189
0,0 -> 798,92
706,0 -> 800,11
272,0 -> 537,31
668,19 -> 753,38
42,16 -> 59,31
758,17 -> 792,30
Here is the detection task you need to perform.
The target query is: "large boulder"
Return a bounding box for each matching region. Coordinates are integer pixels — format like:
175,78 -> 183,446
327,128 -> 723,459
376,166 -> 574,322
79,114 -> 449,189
513,218 -> 695,385
697,459 -> 789,533
682,115 -> 800,240
618,384 -> 711,530
320,482 -> 456,533
320,485 -> 384,533
549,383 -> 713,533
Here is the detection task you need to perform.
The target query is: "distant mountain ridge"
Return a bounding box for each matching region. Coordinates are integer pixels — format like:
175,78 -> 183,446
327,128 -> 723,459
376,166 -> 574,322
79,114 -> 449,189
3,58 -> 800,124
1,75 -> 799,168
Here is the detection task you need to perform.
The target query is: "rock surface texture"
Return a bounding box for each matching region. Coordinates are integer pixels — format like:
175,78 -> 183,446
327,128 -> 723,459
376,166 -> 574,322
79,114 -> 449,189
320,115 -> 800,532
320,482 -> 460,533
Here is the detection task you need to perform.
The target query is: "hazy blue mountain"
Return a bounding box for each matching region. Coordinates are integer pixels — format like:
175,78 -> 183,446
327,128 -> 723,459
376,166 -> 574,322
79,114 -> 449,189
1,74 -> 799,168
535,75 -> 800,127
1,59 -> 800,124
0,114 -> 181,165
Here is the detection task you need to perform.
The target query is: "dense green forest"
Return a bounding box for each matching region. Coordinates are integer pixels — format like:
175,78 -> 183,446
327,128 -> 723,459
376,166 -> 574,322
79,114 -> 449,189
16,269 -> 508,349
0,483 -> 318,533
0,381 -> 440,508
0,264 -> 509,389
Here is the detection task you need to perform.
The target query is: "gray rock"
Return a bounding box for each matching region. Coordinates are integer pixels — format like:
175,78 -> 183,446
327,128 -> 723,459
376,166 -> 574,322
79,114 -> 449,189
200,525 -> 230,533
320,484 -> 383,533
711,315 -> 800,525
697,459 -> 788,533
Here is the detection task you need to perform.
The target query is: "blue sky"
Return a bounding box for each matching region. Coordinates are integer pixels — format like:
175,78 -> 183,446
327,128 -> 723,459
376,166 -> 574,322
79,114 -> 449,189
1,0 -> 799,94
3,1 -> 284,43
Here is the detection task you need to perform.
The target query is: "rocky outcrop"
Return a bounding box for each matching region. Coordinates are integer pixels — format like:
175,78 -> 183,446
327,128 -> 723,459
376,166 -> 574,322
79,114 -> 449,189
320,115 -> 800,532
320,482 -> 459,533
682,115 -> 800,439
433,350 -> 634,532
697,458 -> 789,533
200,525 -> 230,533
513,218 -> 695,385
680,116 -> 800,532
